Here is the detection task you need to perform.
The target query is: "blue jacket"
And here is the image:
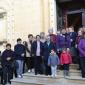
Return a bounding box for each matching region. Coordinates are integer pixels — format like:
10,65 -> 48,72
48,53 -> 59,66
43,41 -> 56,61
14,44 -> 26,60
69,32 -> 77,46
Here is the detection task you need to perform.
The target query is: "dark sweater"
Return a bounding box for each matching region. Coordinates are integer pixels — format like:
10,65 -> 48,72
14,44 -> 26,60
1,49 -> 14,67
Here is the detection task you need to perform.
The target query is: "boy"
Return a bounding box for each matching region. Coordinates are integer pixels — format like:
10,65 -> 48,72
48,50 -> 59,78
14,38 -> 26,78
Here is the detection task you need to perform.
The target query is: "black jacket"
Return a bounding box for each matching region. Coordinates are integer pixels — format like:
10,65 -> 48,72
31,41 -> 44,56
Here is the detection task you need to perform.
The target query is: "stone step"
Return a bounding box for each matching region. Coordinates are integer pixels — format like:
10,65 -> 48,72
11,75 -> 85,85
57,70 -> 81,76
23,69 -> 81,78
23,73 -> 63,79
11,77 -> 62,85
66,76 -> 85,84
69,64 -> 79,69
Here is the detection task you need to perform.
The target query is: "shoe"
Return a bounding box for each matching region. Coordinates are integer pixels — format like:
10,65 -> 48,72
51,75 -> 54,78
28,70 -> 31,73
55,74 -> 57,77
17,75 -> 22,78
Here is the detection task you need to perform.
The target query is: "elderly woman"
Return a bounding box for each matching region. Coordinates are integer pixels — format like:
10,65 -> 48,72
78,33 -> 85,78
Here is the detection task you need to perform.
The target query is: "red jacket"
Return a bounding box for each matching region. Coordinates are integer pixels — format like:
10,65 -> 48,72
60,52 -> 72,64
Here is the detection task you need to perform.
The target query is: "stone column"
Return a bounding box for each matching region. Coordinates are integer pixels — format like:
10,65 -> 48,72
49,0 -> 57,33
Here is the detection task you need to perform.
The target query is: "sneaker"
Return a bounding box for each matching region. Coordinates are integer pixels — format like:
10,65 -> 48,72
55,74 -> 57,77
6,83 -> 11,85
17,75 -> 22,78
51,75 -> 54,78
28,70 -> 31,73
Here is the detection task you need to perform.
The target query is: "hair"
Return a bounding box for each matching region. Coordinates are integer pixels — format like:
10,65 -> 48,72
36,35 -> 41,39
6,43 -> 11,47
23,41 -> 28,47
62,47 -> 67,51
28,34 -> 33,38
17,38 -> 22,42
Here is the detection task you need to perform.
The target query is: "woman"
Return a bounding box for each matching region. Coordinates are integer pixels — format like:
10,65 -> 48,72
78,33 -> 85,78
24,34 -> 34,73
1,44 -> 14,85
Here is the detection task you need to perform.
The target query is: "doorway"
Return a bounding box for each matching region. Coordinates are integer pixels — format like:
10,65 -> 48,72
67,13 -> 82,32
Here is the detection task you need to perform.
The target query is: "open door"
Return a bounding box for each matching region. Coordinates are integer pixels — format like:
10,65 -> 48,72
67,13 -> 82,32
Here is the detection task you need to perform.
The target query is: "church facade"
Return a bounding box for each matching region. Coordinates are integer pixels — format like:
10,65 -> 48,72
0,0 -> 85,46
0,0 -> 57,45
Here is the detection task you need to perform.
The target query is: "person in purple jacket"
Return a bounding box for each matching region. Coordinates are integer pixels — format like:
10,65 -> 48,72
78,33 -> 85,78
57,29 -> 71,52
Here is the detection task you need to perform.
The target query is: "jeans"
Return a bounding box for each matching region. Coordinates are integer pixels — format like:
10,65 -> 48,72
63,64 -> 69,76
16,60 -> 24,76
51,66 -> 57,77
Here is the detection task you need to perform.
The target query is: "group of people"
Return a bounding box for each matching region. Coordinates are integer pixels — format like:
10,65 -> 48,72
1,26 -> 85,85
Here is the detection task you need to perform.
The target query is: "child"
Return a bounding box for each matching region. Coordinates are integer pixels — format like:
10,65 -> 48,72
48,50 -> 59,78
60,48 -> 72,77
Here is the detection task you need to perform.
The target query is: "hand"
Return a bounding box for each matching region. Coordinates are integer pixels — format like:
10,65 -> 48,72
21,53 -> 25,57
7,57 -> 11,61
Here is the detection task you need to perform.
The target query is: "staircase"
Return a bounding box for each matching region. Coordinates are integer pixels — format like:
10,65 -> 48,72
11,64 -> 85,85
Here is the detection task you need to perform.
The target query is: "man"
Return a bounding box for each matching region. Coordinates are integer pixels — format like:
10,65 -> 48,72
31,35 -> 44,75
14,38 -> 25,78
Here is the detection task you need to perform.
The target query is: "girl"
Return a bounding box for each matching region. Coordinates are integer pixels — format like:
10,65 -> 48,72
60,48 -> 72,77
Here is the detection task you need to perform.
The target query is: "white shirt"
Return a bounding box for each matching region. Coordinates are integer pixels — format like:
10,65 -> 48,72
26,40 -> 31,57
36,41 -> 40,56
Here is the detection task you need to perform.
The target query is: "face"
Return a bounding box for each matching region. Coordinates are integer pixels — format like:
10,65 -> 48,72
29,36 -> 33,41
17,40 -> 22,44
66,28 -> 69,33
6,46 -> 11,50
36,36 -> 40,41
62,29 -> 66,34
46,36 -> 50,42
57,31 -> 60,35
69,27 -> 74,32
40,32 -> 45,38
51,50 -> 55,54
78,31 -> 82,36
48,29 -> 53,34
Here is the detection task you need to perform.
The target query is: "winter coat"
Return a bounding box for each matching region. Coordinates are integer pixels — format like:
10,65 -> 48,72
60,52 -> 72,64
48,53 -> 59,66
78,39 -> 85,57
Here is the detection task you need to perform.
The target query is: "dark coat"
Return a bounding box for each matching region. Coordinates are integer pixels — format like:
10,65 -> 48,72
43,41 -> 56,61
1,49 -> 14,67
14,44 -> 26,60
31,41 -> 44,56
69,32 -> 77,46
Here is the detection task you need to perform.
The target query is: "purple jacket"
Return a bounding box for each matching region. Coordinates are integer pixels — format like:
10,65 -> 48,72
78,39 -> 85,57
57,34 -> 71,49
